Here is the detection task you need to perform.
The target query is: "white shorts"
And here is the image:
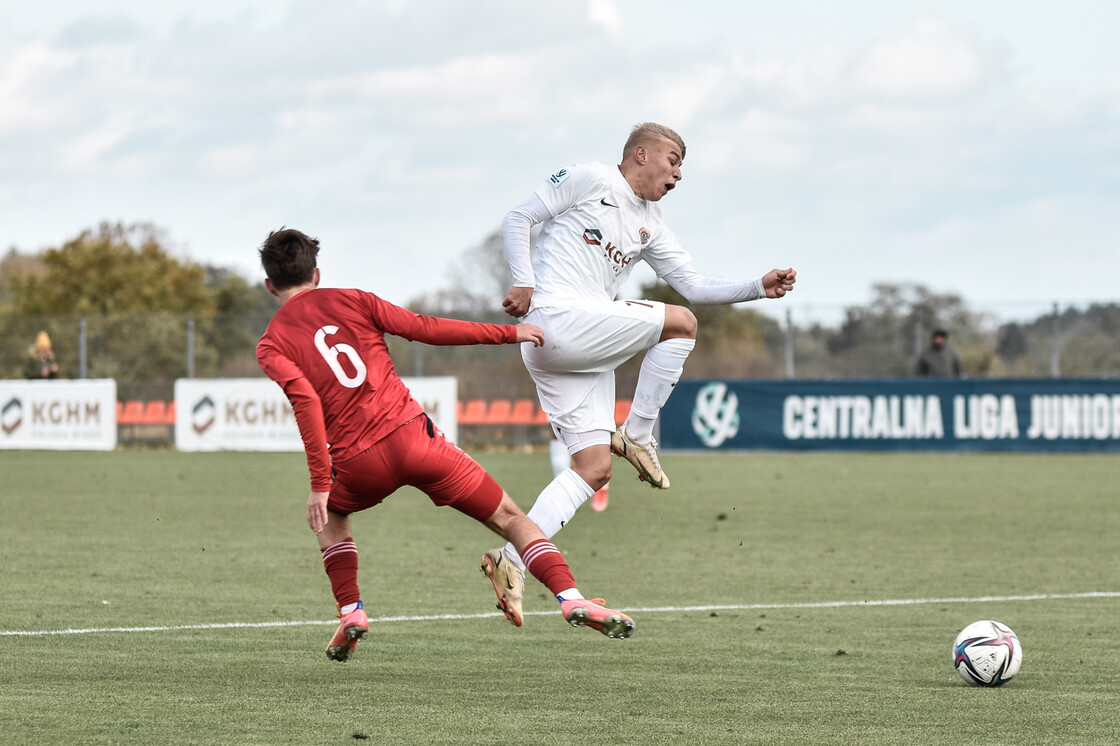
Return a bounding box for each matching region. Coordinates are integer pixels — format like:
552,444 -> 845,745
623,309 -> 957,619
522,300 -> 665,434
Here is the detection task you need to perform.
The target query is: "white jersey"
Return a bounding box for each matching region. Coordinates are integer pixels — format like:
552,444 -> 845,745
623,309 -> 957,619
529,161 -> 692,308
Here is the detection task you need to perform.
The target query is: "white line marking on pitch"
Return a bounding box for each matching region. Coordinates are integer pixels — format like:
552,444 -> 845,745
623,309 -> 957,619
2,591 -> 1117,637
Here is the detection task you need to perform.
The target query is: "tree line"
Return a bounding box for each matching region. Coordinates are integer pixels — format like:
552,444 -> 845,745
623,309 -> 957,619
0,223 -> 275,396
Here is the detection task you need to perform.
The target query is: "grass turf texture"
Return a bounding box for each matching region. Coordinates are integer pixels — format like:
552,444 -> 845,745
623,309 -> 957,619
1,449 -> 1118,745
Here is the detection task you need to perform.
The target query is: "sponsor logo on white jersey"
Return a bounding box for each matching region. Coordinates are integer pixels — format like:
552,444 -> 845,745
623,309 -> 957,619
582,227 -> 632,273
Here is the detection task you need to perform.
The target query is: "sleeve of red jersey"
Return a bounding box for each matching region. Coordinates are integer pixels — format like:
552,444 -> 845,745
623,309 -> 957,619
367,293 -> 518,345
256,338 -> 303,384
282,377 -> 332,493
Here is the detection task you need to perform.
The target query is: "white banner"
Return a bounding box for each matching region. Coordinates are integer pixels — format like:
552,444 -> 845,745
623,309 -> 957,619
0,379 -> 117,451
174,377 -> 458,452
405,377 -> 458,445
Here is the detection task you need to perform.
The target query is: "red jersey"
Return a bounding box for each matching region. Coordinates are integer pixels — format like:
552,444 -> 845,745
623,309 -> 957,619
257,287 -> 517,487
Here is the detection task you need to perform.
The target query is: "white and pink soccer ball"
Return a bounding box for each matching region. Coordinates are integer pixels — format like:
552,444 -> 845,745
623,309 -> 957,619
953,619 -> 1023,686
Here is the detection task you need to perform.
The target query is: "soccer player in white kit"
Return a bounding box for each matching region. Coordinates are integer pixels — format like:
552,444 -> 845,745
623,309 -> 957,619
481,123 -> 796,616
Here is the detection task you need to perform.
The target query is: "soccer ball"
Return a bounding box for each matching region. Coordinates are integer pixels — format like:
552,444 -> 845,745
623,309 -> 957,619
953,620 -> 1023,686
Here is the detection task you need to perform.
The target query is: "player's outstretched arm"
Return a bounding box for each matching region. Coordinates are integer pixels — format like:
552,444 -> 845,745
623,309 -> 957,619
514,323 -> 545,347
663,263 -> 793,305
762,268 -> 796,298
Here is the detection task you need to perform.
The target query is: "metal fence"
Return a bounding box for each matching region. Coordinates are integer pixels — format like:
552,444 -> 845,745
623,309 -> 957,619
2,304 -> 1117,406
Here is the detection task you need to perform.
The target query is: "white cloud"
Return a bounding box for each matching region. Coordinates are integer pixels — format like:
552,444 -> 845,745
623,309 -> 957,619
0,42 -> 79,133
318,51 -> 547,122
588,0 -> 622,36
853,17 -> 985,99
742,45 -> 853,108
56,14 -> 140,47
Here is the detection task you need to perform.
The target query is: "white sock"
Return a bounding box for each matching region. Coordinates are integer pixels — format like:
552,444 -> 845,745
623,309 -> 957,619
549,439 -> 570,477
556,588 -> 584,602
504,468 -> 594,570
627,338 -> 695,443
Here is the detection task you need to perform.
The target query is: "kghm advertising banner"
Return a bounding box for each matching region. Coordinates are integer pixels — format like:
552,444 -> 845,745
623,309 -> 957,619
663,378 -> 1120,452
174,377 -> 458,452
0,379 -> 117,451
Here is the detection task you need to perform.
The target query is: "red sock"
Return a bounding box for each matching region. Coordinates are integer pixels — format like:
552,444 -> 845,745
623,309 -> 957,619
521,539 -> 576,598
321,539 -> 360,608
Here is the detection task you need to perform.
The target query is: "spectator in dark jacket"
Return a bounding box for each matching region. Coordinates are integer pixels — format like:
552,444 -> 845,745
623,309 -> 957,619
917,327 -> 963,377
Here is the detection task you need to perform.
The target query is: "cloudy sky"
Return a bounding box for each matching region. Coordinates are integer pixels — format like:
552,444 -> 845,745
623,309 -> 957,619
3,1 -> 1118,324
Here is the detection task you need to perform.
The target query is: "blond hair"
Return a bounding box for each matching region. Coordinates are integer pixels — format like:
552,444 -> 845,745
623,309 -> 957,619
621,122 -> 686,162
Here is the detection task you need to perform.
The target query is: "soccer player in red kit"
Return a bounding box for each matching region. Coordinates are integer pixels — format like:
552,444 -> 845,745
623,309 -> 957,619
255,228 -> 634,661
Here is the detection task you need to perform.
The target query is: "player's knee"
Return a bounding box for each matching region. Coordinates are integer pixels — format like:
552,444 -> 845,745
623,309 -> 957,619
482,494 -> 524,534
663,305 -> 698,340
492,494 -> 524,522
319,512 -> 351,545
569,441 -> 613,491
580,459 -> 612,491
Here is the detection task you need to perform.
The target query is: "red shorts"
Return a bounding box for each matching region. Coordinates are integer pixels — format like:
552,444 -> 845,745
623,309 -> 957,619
327,415 -> 502,522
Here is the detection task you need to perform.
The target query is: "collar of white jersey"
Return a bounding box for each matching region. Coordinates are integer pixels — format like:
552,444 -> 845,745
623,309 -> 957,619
608,163 -> 646,206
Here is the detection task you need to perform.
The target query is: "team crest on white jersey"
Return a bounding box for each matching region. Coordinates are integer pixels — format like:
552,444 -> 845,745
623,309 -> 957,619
549,168 -> 570,187
639,227 -> 651,245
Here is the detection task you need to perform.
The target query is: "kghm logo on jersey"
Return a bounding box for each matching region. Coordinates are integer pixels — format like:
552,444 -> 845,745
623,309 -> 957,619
584,227 -> 631,273
549,168 -> 570,187
639,227 -> 651,245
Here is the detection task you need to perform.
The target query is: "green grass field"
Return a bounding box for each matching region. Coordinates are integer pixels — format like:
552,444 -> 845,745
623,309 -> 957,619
2,448 -> 1118,745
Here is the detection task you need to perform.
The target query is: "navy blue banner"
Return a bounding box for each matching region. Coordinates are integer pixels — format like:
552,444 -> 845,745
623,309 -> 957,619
661,378 -> 1120,452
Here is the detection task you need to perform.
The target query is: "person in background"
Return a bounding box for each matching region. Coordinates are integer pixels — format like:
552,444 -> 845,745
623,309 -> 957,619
25,331 -> 60,379
916,327 -> 963,378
